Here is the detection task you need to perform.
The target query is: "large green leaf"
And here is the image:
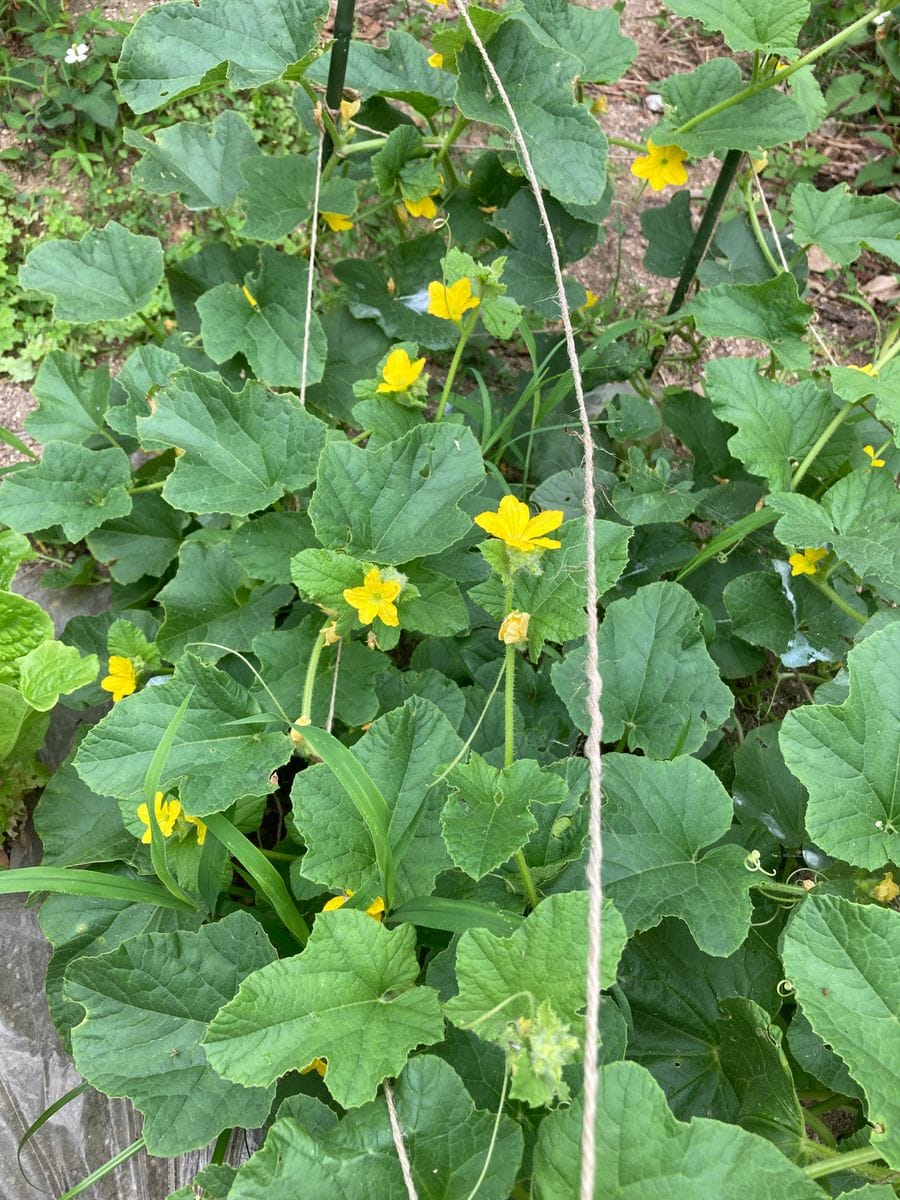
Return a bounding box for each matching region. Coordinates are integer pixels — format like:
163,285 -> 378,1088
790,182 -> 900,267
309,424 -> 484,563
619,920 -> 786,1124
106,343 -> 183,441
470,518 -> 632,657
16,641 -> 98,712
74,653 -> 292,817
116,0 -> 329,113
26,351 -> 110,445
125,110 -> 260,210
65,911 -> 277,1155
779,624 -> 900,870
196,247 -> 327,388
602,754 -> 754,956
444,891 -> 627,1063
654,59 -> 808,157
0,530 -> 35,591
456,21 -> 608,210
137,369 -> 331,515
732,722 -> 807,848
228,1056 -> 523,1200
0,591 -> 53,669
683,274 -> 813,370
204,910 -> 444,1105
238,152 -> 316,241
532,1060 -> 824,1199
34,762 -> 139,870
19,221 -> 163,321
0,442 -> 133,543
782,894 -> 900,1168
442,755 -> 567,881
518,0 -> 636,84
86,493 -> 189,584
769,471 -> 900,604
666,0 -> 810,54
723,568 -> 854,665
291,698 -> 460,900
704,357 -> 845,491
307,29 -> 454,119
232,511 -> 317,585
156,542 -> 293,663
552,582 -> 733,758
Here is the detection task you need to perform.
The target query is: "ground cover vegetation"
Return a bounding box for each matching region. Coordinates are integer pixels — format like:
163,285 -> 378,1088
1,0 -> 899,1195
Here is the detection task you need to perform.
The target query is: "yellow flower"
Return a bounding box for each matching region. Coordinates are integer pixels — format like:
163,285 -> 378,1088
591,96 -> 607,115
404,194 -> 438,219
873,872 -> 900,904
322,621 -> 341,646
863,445 -> 886,469
427,52 -> 444,69
377,347 -> 426,393
321,211 -> 353,231
630,139 -> 689,191
474,495 -> 564,552
499,611 -> 530,645
100,656 -> 137,703
849,363 -> 878,376
427,277 -> 480,322
322,889 -> 386,920
343,567 -> 402,626
425,0 -> 448,6
583,289 -> 599,309
136,791 -> 207,845
788,547 -> 828,577
339,98 -> 360,128
241,285 -> 258,307
751,153 -> 768,173
301,1057 -> 328,1076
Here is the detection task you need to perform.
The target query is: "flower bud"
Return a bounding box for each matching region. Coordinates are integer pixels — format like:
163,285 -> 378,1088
499,610 -> 530,645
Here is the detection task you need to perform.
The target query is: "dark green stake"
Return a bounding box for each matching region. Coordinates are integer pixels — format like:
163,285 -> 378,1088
322,0 -> 357,165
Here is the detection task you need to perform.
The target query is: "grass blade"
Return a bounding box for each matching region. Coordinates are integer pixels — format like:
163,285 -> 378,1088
0,867 -> 197,910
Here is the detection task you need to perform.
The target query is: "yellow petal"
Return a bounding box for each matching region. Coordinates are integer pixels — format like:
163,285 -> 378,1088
427,52 -> 444,69
321,211 -> 353,231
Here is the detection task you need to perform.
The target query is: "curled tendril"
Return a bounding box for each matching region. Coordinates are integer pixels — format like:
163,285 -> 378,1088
776,979 -> 795,997
744,849 -> 776,876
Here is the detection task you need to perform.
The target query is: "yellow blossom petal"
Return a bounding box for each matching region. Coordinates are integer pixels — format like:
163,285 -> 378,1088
339,97 -> 360,127
849,363 -> 878,376
184,813 -> 207,845
427,52 -> 444,68
788,547 -> 828,577
873,872 -> 900,904
499,610 -> 530,645
583,289 -> 599,308
343,566 -> 402,627
474,495 -> 564,553
863,445 -> 886,469
321,211 -> 353,231
100,655 -> 137,703
137,791 -> 182,843
301,1057 -> 328,1076
427,277 -> 480,322
322,889 -> 385,919
630,139 -> 689,192
376,347 -> 427,393
403,194 -> 438,219
241,285 -> 258,307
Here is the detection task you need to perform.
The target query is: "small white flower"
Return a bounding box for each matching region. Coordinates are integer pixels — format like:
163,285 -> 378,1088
64,43 -> 90,65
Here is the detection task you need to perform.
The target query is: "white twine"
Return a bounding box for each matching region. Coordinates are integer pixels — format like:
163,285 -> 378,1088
299,124 -> 325,407
450,4 -> 605,1196
325,636 -> 343,734
384,1080 -> 419,1200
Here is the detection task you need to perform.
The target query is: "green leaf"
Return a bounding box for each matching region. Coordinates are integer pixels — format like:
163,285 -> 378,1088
661,390 -> 740,487
552,582 -> 733,758
26,351 -> 110,445
683,274 -> 813,370
74,653 -> 292,817
471,518 -> 632,658
290,547 -> 370,611
620,920 -> 786,1124
34,762 -> 139,869
291,698 -> 461,900
126,111 -> 260,210
16,641 -> 98,711
19,220 -> 164,321
228,1056 -> 523,1200
307,29 -> 454,119
787,1010 -> 864,1102
666,0 -> 810,54
0,590 -> 53,669
518,0 -> 636,83
704,357 -> 843,490
157,542 -> 293,663
532,1060 -> 825,1199
65,911 -> 277,1155
204,910 -> 444,1104
238,152 -> 316,240
456,21 -> 608,210
612,449 -> 708,526
444,890 -> 627,1051
640,190 -> 695,278
309,424 -> 484,563
769,471 -> 900,604
723,568 -> 853,665
40,891 -> 202,1052
86,493 -> 189,584
106,343 -> 183,441
0,530 -> 36,590
197,247 -> 327,388
732,722 -> 807,848
0,683 -> 31,760
137,369 -> 331,515
399,565 -> 469,637
333,259 -> 456,351
790,182 -> 900,267
116,0 -> 329,113
0,442 -> 133,543
602,754 -> 754,956
442,755 -> 567,880
782,894 -> 900,1168
779,624 -> 900,870
232,511 -> 317,585
654,59 -> 809,157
